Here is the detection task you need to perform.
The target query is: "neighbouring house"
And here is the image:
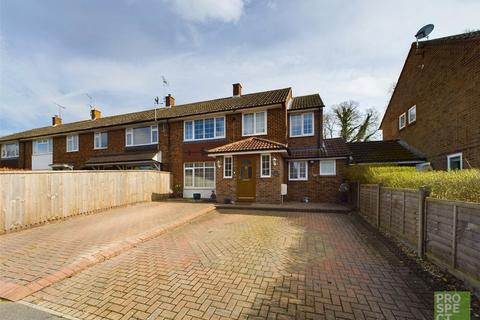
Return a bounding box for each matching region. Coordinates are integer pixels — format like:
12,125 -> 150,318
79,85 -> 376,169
380,31 -> 480,170
0,84 -> 352,203
347,140 -> 425,166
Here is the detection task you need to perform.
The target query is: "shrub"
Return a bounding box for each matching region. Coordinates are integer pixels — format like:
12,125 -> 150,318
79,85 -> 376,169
345,166 -> 480,203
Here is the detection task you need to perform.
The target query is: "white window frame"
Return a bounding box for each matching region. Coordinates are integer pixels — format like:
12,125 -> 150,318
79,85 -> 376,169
242,111 -> 267,136
125,125 -> 158,147
408,105 -> 416,124
399,113 -> 406,130
33,138 -> 53,155
260,154 -> 271,178
320,159 -> 336,176
94,132 -> 108,149
288,161 -> 308,181
183,116 -> 226,142
447,152 -> 463,171
1,142 -> 19,159
183,162 -> 216,189
223,156 -> 232,178
289,112 -> 314,137
66,135 -> 79,152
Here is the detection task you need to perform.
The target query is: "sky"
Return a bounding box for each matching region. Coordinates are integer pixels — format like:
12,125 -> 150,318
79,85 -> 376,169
0,0 -> 479,137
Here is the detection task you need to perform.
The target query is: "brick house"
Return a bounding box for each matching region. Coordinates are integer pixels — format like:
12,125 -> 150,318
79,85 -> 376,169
0,84 -> 351,203
380,31 -> 480,170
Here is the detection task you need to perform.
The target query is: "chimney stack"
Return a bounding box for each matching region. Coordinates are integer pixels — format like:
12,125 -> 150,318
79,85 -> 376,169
165,94 -> 175,107
233,83 -> 242,96
52,115 -> 62,126
90,108 -> 101,120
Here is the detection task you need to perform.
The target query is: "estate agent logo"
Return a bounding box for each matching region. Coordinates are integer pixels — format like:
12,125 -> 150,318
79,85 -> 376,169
435,291 -> 470,320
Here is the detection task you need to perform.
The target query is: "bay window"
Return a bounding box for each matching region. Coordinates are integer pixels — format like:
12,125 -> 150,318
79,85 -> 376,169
66,135 -> 79,152
94,132 -> 108,149
1,143 -> 19,158
290,112 -> 314,137
126,125 -> 158,146
242,111 -> 266,136
184,117 -> 225,141
261,154 -> 271,178
184,162 -> 215,188
33,138 -> 53,155
288,161 -> 308,181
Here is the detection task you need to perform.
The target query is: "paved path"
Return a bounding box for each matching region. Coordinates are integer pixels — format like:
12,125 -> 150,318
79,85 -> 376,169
0,202 -> 214,301
22,210 -> 433,319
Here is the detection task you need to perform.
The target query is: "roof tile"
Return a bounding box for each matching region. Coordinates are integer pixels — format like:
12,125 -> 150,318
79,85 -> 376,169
208,137 -> 287,154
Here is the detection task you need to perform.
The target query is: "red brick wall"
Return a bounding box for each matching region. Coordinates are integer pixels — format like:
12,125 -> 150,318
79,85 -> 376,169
381,38 -> 480,169
286,159 -> 346,203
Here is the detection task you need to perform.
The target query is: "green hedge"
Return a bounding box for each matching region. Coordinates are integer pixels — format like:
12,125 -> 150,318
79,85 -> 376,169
345,166 -> 480,203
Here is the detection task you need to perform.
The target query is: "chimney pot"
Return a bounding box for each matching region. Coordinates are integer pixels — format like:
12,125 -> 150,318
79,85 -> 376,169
233,83 -> 242,96
165,94 -> 175,107
90,108 -> 101,120
52,115 -> 62,126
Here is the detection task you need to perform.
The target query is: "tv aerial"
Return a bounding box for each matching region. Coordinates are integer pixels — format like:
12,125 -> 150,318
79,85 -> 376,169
53,102 -> 67,118
415,24 -> 434,47
85,93 -> 94,109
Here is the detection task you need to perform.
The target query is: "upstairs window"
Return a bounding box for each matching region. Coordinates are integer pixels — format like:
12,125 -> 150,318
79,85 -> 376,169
408,105 -> 416,124
66,135 -> 79,152
290,112 -> 314,137
184,117 -> 225,141
261,154 -> 271,178
242,111 -> 266,136
1,143 -> 19,159
447,153 -> 462,170
399,113 -> 406,130
33,139 -> 53,155
288,161 -> 308,181
94,132 -> 108,149
126,125 -> 158,146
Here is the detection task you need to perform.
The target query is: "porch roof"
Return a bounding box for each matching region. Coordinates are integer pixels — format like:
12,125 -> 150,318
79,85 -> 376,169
207,137 -> 288,155
287,138 -> 351,159
84,151 -> 160,166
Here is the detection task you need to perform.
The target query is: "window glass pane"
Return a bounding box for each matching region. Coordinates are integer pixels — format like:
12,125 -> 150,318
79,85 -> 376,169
409,106 -> 416,123
194,168 -> 205,187
299,162 -> 306,178
289,162 -> 297,179
204,167 -> 215,187
261,155 -> 270,176
303,113 -> 313,134
184,168 -> 193,187
291,114 -> 302,136
151,126 -> 158,143
133,127 -> 150,145
204,118 -> 214,139
449,156 -> 461,170
194,120 -> 204,140
224,157 -> 232,177
320,160 -> 335,175
185,121 -> 193,140
101,132 -> 108,148
215,118 -> 225,137
243,114 -> 254,135
255,112 -> 266,133
2,143 -> 18,158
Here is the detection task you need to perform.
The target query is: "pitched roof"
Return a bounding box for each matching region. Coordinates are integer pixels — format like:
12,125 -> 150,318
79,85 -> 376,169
287,138 -> 350,159
84,151 -> 159,165
290,94 -> 324,110
419,30 -> 480,46
347,140 -> 425,164
208,137 -> 287,154
0,87 -> 292,142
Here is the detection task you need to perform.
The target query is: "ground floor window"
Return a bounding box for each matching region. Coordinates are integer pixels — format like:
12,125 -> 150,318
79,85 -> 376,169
447,153 -> 462,170
223,156 -> 232,178
184,162 -> 215,188
288,161 -> 308,181
261,154 -> 271,177
320,159 -> 336,176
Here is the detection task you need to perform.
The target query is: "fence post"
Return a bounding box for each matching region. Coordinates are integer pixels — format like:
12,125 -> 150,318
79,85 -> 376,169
417,187 -> 430,258
452,205 -> 457,268
376,184 -> 381,228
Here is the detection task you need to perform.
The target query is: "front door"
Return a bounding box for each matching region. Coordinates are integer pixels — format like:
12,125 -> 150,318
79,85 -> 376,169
237,157 -> 256,201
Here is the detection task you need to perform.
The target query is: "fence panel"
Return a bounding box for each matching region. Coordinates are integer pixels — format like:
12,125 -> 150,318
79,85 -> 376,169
359,184 -> 377,226
0,170 -> 172,233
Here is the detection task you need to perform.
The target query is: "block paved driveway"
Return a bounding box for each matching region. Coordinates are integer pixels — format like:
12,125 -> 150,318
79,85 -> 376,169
0,202 -> 214,301
21,210 -> 434,320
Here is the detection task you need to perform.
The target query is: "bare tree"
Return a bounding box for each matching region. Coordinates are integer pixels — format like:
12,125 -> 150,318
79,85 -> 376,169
325,100 -> 379,142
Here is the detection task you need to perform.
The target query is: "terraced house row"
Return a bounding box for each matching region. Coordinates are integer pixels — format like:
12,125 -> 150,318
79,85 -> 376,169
1,84 -> 425,204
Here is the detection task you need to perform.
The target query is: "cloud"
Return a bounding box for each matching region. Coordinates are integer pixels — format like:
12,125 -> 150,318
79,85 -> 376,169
163,0 -> 245,23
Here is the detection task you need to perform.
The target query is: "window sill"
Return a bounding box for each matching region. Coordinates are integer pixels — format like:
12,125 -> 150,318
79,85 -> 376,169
184,137 -> 226,143
242,133 -> 267,137
66,150 -> 79,153
33,152 -> 53,156
289,134 -> 315,138
94,147 -> 108,150
288,178 -> 308,181
184,187 -> 216,190
320,173 -> 336,176
260,175 -> 271,178
0,157 -> 19,160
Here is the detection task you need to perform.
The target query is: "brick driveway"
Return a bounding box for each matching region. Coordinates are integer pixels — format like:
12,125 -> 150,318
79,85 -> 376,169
22,210 -> 433,320
0,202 -> 214,301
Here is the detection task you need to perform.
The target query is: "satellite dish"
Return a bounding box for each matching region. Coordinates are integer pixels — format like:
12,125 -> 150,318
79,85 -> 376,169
415,24 -> 434,40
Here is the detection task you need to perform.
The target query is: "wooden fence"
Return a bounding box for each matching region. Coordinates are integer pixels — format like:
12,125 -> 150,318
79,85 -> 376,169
354,183 -> 480,295
0,170 -> 172,233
